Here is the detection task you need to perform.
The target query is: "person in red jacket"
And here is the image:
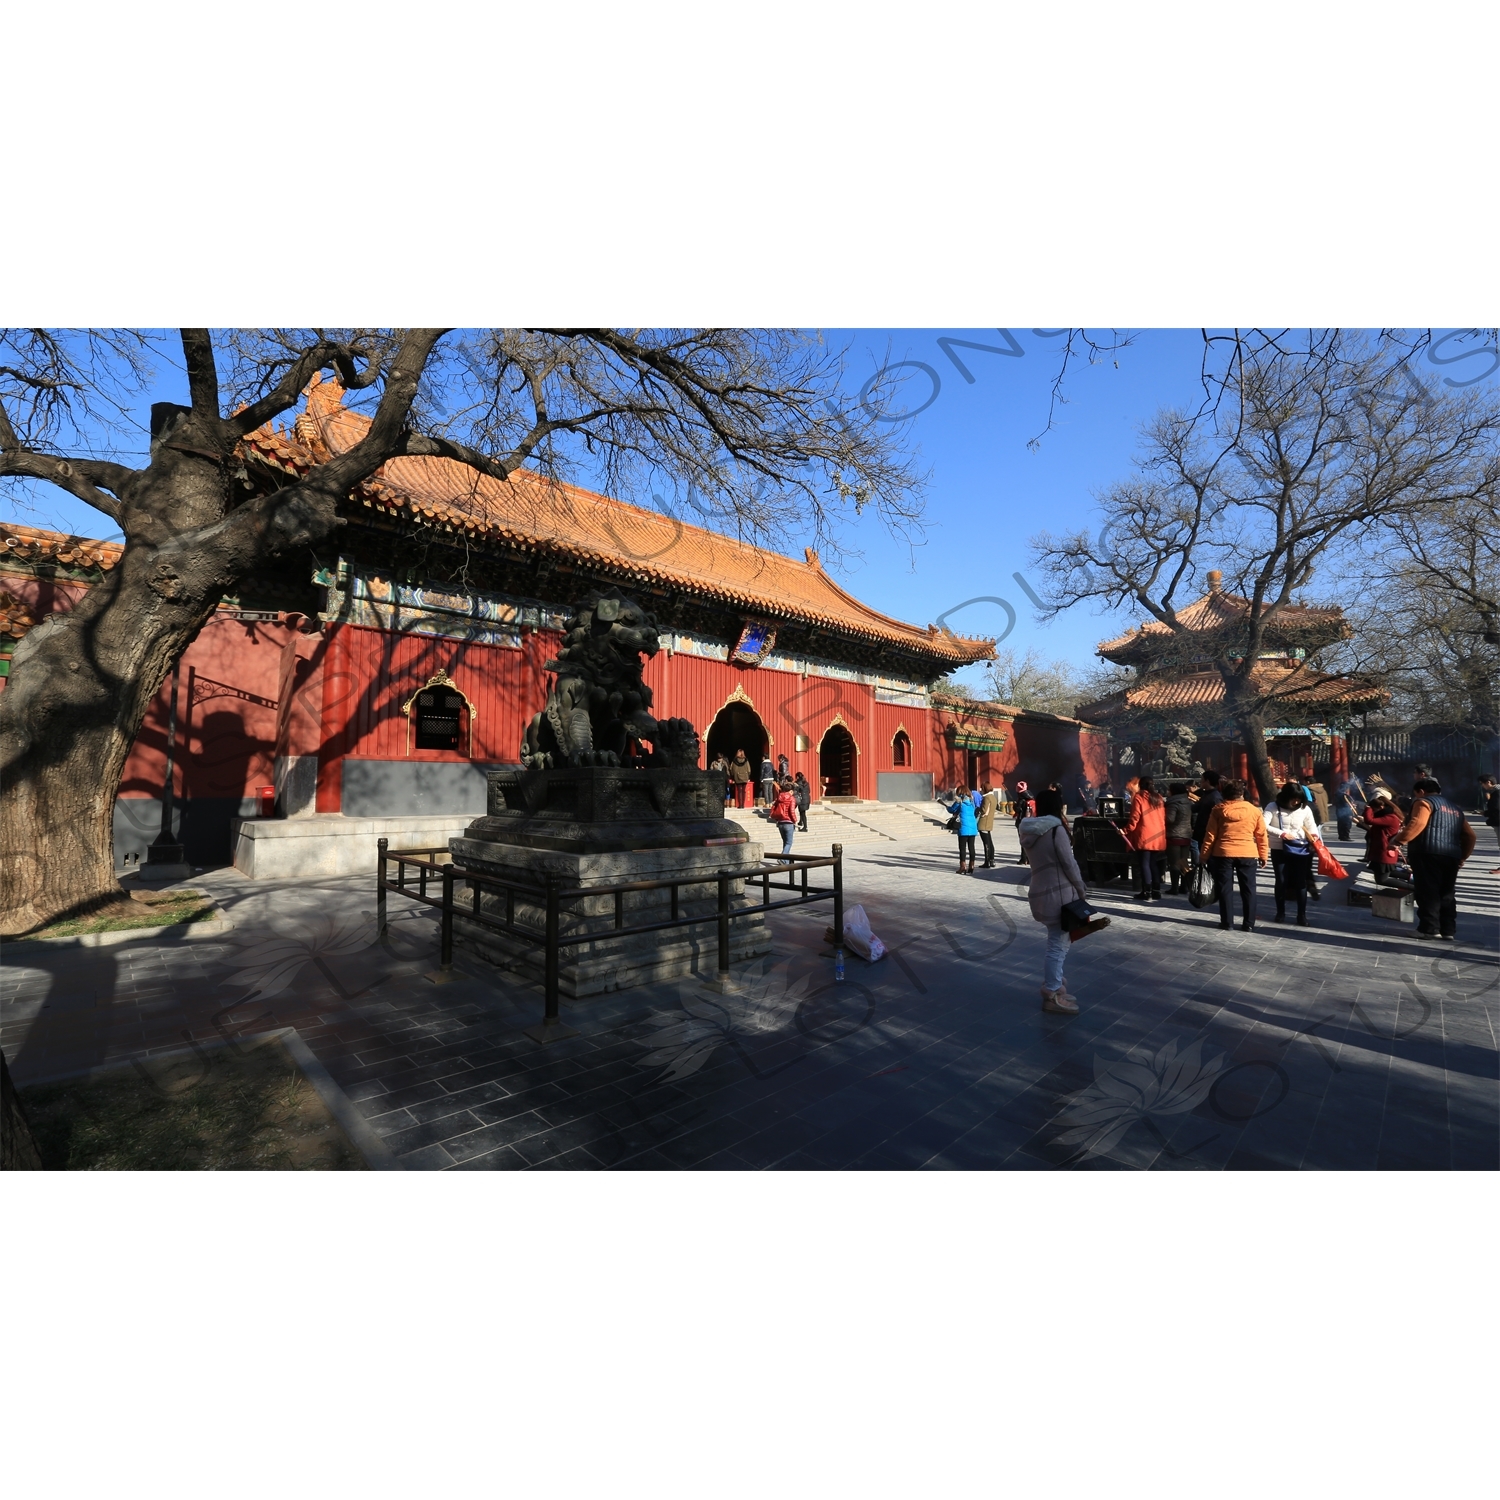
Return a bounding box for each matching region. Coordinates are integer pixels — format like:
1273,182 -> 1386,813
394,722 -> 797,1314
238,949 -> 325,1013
768,779 -> 799,857
1356,787 -> 1404,886
1122,774 -> 1168,901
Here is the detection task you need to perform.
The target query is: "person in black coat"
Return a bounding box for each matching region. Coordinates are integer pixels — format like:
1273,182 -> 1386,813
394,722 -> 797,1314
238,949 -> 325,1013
1190,770 -> 1224,864
793,771 -> 811,832
1033,780 -> 1070,831
1480,773 -> 1499,852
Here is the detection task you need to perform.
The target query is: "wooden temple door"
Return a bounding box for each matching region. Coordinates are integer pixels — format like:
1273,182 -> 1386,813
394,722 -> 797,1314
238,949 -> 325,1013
819,724 -> 858,798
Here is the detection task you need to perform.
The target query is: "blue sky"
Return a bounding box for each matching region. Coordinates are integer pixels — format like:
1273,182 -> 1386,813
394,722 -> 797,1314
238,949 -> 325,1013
813,327 -> 1213,688
7,328 -> 1496,695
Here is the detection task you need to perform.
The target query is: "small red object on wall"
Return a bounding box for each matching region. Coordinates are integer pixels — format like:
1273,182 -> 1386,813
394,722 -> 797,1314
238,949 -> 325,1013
257,786 -> 276,818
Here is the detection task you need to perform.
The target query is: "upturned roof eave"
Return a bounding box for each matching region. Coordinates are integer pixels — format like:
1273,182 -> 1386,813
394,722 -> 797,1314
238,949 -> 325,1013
242,381 -> 991,670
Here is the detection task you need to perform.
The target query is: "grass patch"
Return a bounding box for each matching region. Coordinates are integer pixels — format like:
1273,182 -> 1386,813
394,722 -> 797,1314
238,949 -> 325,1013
20,1039 -> 367,1170
24,890 -> 218,940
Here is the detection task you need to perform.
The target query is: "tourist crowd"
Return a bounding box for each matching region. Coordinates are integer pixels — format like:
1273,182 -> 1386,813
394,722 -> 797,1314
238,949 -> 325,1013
941,765 -> 1486,1018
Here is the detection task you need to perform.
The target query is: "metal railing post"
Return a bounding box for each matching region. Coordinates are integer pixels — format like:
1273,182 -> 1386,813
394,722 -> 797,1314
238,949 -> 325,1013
525,876 -> 576,1044
832,843 -> 844,978
545,876 -> 560,1019
525,875 -> 577,1044
426,861 -> 457,984
717,873 -> 730,978
376,837 -> 388,935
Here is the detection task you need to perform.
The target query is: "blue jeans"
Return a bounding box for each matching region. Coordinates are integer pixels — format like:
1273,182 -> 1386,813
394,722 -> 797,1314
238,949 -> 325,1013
1043,923 -> 1069,991
1336,811 -> 1353,841
777,821 -> 795,856
1137,849 -> 1160,891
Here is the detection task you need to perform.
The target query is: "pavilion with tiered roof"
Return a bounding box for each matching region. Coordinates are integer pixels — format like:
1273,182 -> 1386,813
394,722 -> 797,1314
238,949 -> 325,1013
1076,571 -> 1388,784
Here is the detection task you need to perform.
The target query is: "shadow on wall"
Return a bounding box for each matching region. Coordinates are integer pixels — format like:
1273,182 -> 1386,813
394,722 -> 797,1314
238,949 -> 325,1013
340,760 -> 518,818
1012,719 -> 1087,802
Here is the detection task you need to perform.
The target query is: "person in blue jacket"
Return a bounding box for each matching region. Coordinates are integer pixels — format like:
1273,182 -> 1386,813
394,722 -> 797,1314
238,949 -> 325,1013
946,783 -> 979,874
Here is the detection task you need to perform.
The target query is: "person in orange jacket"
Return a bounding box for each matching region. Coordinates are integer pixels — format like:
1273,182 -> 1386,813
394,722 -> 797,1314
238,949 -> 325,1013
1198,779 -> 1270,932
1122,774 -> 1168,902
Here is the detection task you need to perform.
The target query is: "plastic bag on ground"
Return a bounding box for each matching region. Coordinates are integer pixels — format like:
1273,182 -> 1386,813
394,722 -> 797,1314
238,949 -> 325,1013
841,904 -> 887,962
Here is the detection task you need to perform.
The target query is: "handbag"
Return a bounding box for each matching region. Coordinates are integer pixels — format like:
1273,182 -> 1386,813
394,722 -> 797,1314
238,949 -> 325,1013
1188,860 -> 1216,909
1059,896 -> 1110,942
1050,827 -> 1110,941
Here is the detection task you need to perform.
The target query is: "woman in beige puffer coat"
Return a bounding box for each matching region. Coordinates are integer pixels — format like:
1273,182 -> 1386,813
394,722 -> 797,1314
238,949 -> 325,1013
1018,814 -> 1089,1015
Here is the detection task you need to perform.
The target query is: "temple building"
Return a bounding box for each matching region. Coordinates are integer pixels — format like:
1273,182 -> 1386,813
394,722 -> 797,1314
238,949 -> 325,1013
1,377 -> 1111,877
1076,571 -> 1388,785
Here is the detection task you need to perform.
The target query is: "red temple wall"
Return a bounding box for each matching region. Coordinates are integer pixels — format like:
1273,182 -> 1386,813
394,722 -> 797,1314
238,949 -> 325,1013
120,613 -> 293,802
7,572 -> 1109,851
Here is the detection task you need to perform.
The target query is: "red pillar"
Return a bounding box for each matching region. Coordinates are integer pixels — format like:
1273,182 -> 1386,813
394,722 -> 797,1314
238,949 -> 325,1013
1332,735 -> 1349,780
315,625 -> 353,814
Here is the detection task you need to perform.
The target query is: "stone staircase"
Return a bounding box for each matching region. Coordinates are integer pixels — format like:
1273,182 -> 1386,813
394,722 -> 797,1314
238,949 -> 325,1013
721,800 -> 951,856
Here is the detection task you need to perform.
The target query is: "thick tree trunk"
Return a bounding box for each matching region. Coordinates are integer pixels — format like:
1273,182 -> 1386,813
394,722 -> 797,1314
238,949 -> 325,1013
3,1049 -> 45,1170
1,486 -> 236,930
1221,674 -> 1277,805
0,414 -> 340,934
1,333 -> 455,933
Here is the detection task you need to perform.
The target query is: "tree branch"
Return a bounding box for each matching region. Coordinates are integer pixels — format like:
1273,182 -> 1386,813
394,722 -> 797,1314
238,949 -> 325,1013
0,448 -> 130,522
224,334 -> 404,441
224,330 -> 449,555
180,329 -> 220,418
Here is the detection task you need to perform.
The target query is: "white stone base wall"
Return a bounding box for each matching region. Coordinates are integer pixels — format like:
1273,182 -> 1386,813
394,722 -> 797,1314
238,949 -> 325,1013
232,814 -> 476,880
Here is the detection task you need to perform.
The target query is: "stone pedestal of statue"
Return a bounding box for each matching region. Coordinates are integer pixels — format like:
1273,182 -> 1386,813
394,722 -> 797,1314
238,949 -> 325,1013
450,766 -> 772,998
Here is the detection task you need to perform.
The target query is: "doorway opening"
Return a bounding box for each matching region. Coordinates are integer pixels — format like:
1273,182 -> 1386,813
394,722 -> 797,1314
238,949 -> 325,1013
819,723 -> 859,798
706,701 -> 768,772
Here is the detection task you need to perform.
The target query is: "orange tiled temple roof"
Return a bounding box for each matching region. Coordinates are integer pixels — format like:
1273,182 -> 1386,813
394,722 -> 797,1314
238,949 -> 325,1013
1078,664 -> 1388,723
240,377 -> 992,667
1098,580 -> 1349,666
2,522 -> 122,576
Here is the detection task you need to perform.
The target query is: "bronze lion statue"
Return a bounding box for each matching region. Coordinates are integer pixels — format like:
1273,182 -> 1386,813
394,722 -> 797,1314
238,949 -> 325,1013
520,588 -> 701,769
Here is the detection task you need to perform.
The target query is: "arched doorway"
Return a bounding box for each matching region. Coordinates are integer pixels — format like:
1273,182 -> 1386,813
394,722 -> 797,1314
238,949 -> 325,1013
820,723 -> 858,798
706,701 -> 768,770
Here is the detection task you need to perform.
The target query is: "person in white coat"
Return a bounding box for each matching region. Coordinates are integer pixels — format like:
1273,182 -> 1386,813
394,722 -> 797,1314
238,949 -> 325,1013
1263,782 -> 1321,925
1019,813 -> 1090,1015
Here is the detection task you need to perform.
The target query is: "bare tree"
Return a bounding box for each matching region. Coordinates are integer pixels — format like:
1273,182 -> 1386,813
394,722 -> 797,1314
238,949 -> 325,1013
1331,512 -> 1500,731
0,328 -> 924,935
983,645 -> 1088,717
1030,331 -> 1500,801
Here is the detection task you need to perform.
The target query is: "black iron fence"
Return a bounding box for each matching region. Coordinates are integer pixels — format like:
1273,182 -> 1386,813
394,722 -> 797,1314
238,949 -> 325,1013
377,838 -> 844,1042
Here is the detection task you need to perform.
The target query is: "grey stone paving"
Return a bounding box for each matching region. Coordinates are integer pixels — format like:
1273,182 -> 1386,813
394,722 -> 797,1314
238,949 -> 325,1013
3,820 -> 1496,1170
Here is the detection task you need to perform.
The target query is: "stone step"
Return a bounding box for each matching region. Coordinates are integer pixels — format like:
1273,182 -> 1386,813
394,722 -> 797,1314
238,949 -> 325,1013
719,801 -> 949,847
721,808 -> 889,844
